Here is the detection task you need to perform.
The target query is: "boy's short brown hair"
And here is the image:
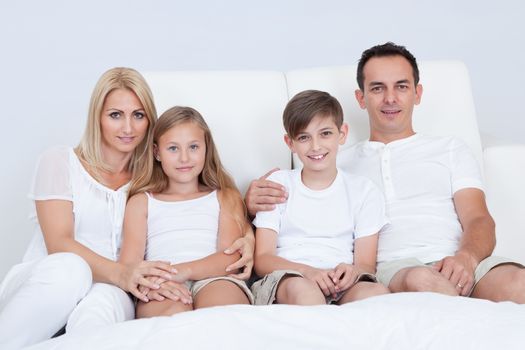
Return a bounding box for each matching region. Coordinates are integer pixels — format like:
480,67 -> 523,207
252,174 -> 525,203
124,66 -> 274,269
283,90 -> 344,138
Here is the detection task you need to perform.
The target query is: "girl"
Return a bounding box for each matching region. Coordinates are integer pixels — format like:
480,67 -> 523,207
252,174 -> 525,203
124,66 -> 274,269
119,106 -> 253,317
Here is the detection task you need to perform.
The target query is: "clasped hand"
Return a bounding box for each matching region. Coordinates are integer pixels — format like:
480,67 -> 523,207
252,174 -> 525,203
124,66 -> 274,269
303,263 -> 361,298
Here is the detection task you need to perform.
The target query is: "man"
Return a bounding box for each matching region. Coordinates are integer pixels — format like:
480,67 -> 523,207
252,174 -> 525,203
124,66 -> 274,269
246,42 -> 525,302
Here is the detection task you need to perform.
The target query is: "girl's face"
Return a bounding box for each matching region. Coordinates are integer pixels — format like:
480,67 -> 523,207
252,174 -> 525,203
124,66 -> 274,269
155,121 -> 206,188
100,88 -> 149,158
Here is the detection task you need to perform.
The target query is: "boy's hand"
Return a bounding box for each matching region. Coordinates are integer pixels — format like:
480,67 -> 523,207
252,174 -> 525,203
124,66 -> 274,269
329,263 -> 360,293
302,267 -> 338,297
245,168 -> 288,217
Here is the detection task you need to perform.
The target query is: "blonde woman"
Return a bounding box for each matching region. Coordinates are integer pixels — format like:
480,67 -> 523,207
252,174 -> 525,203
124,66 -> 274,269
0,69 -> 255,349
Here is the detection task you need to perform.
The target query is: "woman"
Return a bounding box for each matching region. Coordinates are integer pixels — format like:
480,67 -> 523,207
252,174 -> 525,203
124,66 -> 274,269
0,67 -> 254,349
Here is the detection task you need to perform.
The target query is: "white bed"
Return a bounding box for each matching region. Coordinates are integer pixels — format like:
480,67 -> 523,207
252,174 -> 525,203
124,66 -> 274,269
27,293 -> 525,349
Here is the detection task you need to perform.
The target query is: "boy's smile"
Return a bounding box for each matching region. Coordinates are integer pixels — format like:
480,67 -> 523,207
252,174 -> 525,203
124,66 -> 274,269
285,114 -> 348,189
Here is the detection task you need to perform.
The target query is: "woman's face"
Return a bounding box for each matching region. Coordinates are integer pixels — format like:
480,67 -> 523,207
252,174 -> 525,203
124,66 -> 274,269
100,88 -> 149,158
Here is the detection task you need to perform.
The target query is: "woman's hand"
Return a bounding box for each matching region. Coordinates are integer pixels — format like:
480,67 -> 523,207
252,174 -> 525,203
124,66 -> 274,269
224,234 -> 255,280
117,260 -> 177,302
139,276 -> 193,304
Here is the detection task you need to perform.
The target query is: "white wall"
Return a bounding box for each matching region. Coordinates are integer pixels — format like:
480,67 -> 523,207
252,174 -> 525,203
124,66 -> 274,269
0,0 -> 523,279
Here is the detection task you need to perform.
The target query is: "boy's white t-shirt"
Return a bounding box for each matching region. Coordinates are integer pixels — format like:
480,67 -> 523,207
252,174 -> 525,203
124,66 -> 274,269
253,169 -> 388,269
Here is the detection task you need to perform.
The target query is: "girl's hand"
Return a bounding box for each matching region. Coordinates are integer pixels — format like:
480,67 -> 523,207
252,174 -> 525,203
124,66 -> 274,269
224,235 -> 255,280
140,277 -> 193,304
302,267 -> 338,297
117,260 -> 177,302
329,263 -> 360,293
169,264 -> 192,284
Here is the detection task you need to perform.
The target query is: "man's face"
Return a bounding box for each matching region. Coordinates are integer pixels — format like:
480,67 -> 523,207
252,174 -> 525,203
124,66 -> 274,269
355,55 -> 422,143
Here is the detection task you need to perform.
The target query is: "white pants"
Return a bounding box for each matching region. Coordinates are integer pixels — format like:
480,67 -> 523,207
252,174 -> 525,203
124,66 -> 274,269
66,282 -> 134,334
0,253 -> 134,349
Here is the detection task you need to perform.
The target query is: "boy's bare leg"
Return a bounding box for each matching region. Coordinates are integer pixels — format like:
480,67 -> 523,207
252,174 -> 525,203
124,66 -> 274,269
337,281 -> 389,304
276,276 -> 325,305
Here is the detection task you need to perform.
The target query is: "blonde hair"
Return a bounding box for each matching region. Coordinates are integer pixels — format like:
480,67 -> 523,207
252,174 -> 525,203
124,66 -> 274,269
129,106 -> 246,229
75,67 -> 157,180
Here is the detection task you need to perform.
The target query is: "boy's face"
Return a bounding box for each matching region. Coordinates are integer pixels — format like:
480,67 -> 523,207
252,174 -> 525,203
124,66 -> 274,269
285,114 -> 348,173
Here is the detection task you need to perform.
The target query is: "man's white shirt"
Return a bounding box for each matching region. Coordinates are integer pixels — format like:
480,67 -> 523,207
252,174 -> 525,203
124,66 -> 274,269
338,134 -> 484,264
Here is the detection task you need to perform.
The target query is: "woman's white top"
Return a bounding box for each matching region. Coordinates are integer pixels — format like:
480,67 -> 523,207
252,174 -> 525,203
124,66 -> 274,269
23,146 -> 129,262
145,191 -> 219,264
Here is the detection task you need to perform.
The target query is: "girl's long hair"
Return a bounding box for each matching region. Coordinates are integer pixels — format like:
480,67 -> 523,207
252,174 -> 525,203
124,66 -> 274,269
129,106 -> 247,230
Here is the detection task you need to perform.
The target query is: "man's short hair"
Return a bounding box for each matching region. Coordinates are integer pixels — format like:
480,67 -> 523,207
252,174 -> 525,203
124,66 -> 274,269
356,42 -> 419,90
283,90 -> 344,138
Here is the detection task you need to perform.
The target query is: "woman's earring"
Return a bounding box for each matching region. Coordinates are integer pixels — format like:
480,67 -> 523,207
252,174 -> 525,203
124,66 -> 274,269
155,155 -> 160,161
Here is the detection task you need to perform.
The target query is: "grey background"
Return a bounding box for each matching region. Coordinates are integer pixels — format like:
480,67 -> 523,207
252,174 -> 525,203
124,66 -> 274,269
0,0 -> 523,279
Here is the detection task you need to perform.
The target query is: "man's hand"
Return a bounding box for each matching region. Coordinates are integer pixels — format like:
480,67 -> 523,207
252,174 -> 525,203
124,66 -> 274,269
329,263 -> 360,293
245,168 -> 288,217
433,251 -> 478,296
302,267 -> 338,297
225,235 -> 255,280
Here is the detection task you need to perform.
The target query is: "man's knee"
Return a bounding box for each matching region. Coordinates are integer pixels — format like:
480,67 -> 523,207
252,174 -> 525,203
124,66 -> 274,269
393,266 -> 457,294
278,277 -> 324,305
475,265 -> 525,303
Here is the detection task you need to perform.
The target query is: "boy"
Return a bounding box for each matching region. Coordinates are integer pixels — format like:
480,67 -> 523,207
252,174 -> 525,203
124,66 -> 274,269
251,90 -> 389,305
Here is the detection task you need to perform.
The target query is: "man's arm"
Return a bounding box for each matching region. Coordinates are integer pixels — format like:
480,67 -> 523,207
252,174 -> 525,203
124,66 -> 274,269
244,168 -> 288,217
434,188 -> 495,295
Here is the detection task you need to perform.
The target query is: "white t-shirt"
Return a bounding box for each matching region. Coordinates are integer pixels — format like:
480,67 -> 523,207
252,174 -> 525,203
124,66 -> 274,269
23,146 -> 129,262
338,134 -> 484,264
253,169 -> 388,269
145,191 -> 218,264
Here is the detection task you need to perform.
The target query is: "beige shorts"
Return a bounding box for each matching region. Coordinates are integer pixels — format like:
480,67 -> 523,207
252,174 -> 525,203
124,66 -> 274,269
376,255 -> 523,295
250,269 -> 377,305
187,276 -> 254,304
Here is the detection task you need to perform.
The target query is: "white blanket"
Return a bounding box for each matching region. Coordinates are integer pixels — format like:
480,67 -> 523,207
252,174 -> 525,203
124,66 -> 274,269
26,293 -> 525,350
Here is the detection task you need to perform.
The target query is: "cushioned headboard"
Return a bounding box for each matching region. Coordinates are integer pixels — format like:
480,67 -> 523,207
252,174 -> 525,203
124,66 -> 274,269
143,71 -> 291,195
286,61 -> 483,167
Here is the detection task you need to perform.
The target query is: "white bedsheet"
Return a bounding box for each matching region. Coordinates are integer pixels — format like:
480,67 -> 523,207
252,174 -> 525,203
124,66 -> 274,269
26,292 -> 525,350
